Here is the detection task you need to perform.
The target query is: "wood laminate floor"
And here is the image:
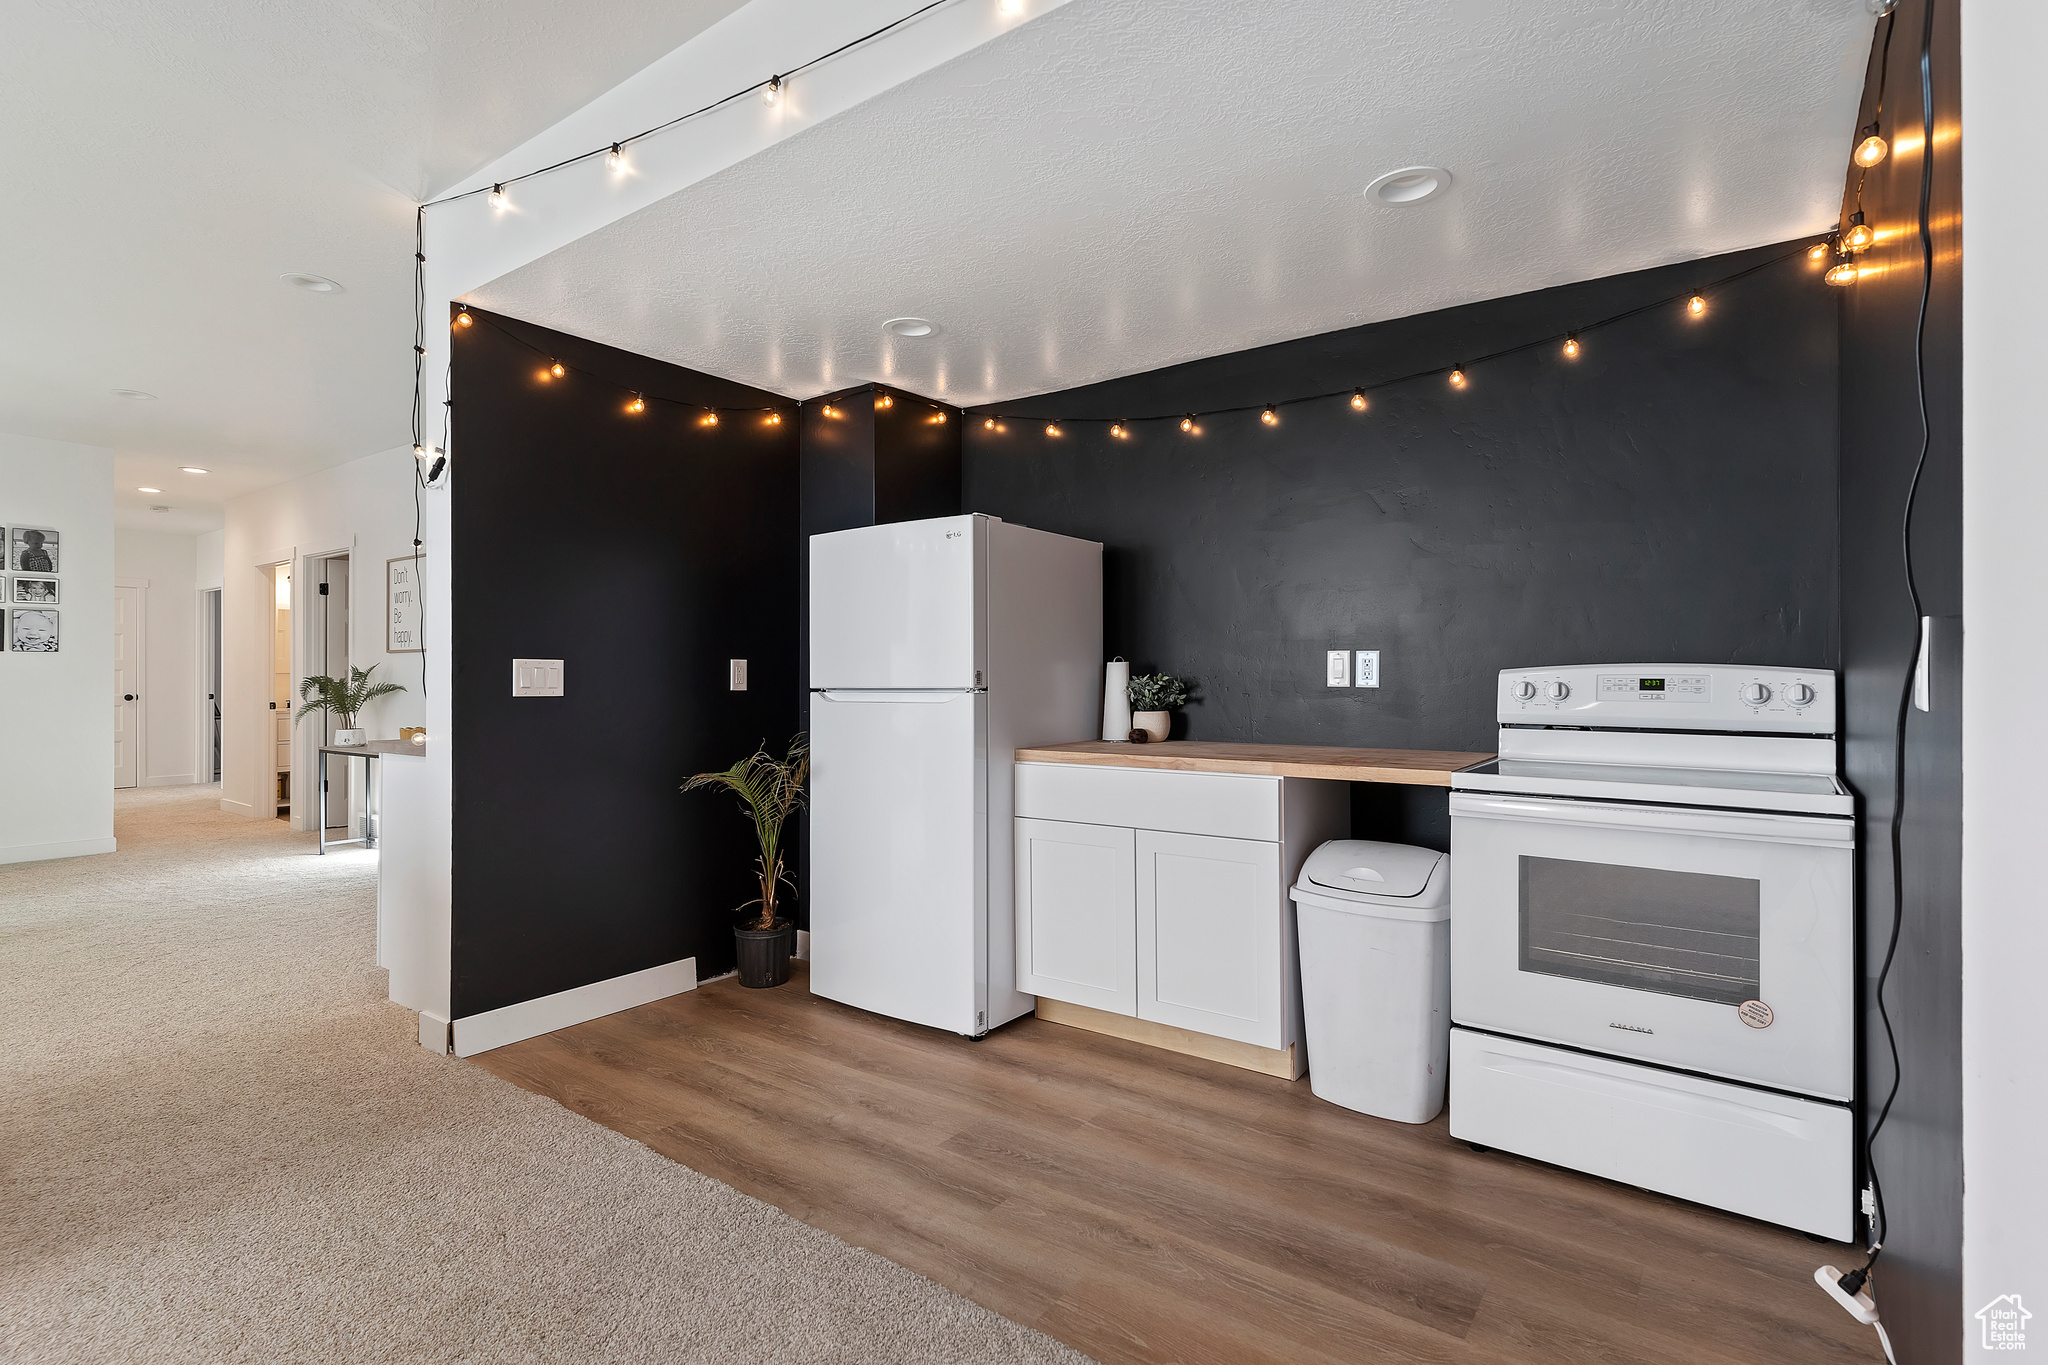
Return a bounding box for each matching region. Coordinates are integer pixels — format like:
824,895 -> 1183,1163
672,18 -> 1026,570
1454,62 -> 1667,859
475,966 -> 1875,1365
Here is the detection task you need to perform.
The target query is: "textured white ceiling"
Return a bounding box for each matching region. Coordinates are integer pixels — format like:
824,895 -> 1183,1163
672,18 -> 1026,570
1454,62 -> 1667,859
0,0 -> 748,525
474,0 -> 1871,405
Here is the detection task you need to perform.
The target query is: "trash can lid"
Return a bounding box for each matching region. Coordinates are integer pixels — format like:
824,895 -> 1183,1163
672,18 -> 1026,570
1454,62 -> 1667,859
1301,839 -> 1448,904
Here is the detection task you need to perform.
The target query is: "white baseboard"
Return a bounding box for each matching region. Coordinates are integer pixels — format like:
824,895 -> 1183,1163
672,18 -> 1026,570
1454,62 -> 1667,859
450,958 -> 697,1058
418,1010 -> 451,1055
219,798 -> 258,817
140,773 -> 200,788
0,836 -> 117,866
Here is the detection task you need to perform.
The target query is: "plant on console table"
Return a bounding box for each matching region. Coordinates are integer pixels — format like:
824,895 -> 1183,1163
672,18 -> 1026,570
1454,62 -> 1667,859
683,734 -> 808,989
294,665 -> 405,747
1126,673 -> 1191,743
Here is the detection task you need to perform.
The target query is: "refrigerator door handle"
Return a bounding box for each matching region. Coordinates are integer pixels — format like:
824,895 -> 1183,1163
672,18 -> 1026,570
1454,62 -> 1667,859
815,689 -> 977,703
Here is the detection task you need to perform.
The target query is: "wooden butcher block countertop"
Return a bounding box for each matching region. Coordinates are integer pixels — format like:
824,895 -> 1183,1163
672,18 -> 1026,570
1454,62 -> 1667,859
1012,740 -> 1493,786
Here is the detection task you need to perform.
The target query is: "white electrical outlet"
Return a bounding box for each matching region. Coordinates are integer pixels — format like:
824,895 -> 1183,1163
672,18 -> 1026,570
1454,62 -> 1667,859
1355,650 -> 1381,688
1326,650 -> 1351,687
512,659 -> 564,697
729,659 -> 748,691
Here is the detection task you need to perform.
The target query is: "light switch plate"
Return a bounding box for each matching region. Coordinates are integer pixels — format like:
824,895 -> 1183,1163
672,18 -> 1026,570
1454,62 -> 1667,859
729,659 -> 748,691
1326,650 -> 1351,687
1355,650 -> 1381,688
512,658 -> 564,697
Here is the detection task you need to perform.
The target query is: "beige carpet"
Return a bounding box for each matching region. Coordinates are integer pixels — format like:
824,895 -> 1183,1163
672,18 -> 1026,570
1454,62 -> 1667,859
0,786 -> 1091,1364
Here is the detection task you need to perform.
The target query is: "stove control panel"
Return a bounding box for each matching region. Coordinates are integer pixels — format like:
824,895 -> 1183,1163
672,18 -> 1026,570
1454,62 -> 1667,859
1498,664 -> 1836,734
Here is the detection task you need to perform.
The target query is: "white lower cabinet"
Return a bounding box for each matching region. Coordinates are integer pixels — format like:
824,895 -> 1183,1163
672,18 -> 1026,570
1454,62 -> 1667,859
1137,831 -> 1283,1047
1015,762 -> 1347,1069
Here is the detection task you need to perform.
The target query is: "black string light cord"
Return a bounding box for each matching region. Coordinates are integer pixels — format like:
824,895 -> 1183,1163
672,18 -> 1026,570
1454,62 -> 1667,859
1838,0 -> 1938,1304
969,240 -> 1820,433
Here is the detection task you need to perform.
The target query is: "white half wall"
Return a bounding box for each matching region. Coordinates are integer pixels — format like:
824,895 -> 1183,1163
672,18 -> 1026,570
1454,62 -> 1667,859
220,445 -> 426,823
114,527 -> 201,786
1961,0 -> 2048,1348
0,431 -> 115,864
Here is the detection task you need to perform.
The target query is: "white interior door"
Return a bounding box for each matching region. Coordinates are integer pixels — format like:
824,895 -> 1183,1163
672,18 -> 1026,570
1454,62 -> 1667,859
1016,817 -> 1136,1015
1136,829 -> 1283,1047
113,585 -> 143,789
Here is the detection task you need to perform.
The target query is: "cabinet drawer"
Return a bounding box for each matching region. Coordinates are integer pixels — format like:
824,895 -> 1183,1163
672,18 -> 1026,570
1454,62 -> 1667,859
1016,763 -> 1279,841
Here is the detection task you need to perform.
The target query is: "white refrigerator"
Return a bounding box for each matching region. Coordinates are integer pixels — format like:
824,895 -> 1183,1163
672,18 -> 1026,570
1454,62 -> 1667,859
808,514 -> 1102,1036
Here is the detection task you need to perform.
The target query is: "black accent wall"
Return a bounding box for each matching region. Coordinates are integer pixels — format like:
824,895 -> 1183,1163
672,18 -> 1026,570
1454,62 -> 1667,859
1837,2 -> 1963,1358
450,309 -> 801,1010
965,242 -> 1841,849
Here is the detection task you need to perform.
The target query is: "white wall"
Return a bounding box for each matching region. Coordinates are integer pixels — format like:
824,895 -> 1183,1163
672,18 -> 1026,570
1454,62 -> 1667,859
114,527 -> 201,786
1961,0 -> 2047,1349
0,432 -> 115,864
196,528 -> 224,591
220,444 -> 426,824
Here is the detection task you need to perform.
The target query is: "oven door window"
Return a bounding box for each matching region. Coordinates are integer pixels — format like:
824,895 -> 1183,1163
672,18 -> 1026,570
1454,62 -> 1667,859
1518,855 -> 1760,1005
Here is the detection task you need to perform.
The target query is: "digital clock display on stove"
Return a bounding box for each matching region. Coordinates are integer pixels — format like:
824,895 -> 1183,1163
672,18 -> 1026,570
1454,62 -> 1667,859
1639,678 -> 1665,691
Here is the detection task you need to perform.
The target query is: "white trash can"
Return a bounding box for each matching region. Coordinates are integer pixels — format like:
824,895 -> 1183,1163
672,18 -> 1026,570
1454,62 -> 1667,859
1290,839 -> 1452,1123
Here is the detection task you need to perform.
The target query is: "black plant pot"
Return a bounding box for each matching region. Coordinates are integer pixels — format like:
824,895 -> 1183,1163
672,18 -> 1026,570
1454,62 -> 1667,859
734,920 -> 795,989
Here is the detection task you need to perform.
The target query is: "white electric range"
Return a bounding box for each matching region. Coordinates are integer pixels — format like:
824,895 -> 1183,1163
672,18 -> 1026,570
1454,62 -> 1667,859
1448,664 -> 1856,1241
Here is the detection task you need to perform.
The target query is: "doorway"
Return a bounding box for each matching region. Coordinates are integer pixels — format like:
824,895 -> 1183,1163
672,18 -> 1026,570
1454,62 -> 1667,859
271,563 -> 291,819
114,583 -> 144,789
310,554 -> 352,839
200,588 -> 222,783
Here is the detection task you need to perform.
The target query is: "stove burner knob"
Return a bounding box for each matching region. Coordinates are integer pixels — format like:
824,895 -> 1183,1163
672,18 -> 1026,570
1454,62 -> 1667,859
1546,680 -> 1571,701
1514,680 -> 1538,701
1742,681 -> 1773,706
1786,682 -> 1816,707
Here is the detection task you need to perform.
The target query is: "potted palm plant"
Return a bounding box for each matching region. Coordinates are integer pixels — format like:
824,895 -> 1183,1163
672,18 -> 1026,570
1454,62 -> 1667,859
683,735 -> 808,988
294,664 -> 405,746
1126,672 -> 1191,742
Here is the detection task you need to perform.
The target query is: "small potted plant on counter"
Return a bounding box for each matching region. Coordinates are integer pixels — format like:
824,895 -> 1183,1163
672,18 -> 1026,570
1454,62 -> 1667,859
683,735 -> 808,988
1126,672 -> 1191,742
294,665 -> 405,747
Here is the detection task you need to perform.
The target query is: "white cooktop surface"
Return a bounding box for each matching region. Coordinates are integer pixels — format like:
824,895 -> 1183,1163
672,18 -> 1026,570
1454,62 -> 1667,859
1452,758 -> 1853,816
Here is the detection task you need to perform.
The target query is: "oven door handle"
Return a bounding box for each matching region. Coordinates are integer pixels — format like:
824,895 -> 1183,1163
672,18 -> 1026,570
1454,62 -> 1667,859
1449,791 -> 1856,848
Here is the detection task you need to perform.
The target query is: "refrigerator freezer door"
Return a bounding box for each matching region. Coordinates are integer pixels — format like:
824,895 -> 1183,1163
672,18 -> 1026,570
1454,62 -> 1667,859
809,689 -> 986,1034
810,516 -> 981,689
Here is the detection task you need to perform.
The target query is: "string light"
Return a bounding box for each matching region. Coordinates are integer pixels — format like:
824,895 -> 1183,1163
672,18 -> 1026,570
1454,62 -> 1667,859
1350,390 -> 1368,411
1809,241 -> 1831,261
626,393 -> 646,414
1180,416 -> 1195,433
1260,406 -> 1278,426
1687,294 -> 1707,316
930,411 -> 947,423
876,393 -> 892,409
413,445 -> 427,457
1045,422 -> 1061,437
1827,260 -> 1860,286
1448,368 -> 1467,388
823,404 -> 840,419
607,144 -> 624,172
489,184 -> 507,210
1843,211 -> 1874,252
766,411 -> 782,425
1110,422 -> 1127,438
983,417 -> 996,430
701,410 -> 719,426
1562,335 -> 1581,359
1854,128 -> 1890,167
763,75 -> 782,106
453,308 -> 472,329
551,360 -> 565,377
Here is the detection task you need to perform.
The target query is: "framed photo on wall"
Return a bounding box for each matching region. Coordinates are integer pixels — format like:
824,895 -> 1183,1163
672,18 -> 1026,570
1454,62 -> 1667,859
11,608 -> 58,652
387,553 -> 424,653
11,576 -> 59,604
10,526 -> 58,573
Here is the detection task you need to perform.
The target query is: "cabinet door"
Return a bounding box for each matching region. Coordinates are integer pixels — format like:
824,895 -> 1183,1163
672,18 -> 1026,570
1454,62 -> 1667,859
1015,818 -> 1137,1015
1137,830 -> 1283,1047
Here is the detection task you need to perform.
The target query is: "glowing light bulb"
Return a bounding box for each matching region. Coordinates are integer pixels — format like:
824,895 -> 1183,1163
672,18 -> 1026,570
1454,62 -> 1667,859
1045,422 -> 1061,437
767,411 -> 782,425
1854,133 -> 1889,168
932,411 -> 947,423
413,444 -> 427,457
607,144 -> 624,172
1110,422 -> 1127,438
489,184 -> 506,210
1843,212 -> 1874,252
1562,335 -> 1581,359
627,393 -> 645,414
763,75 -> 782,106
1448,368 -> 1467,388
551,361 -> 565,378
1687,294 -> 1707,317
1260,406 -> 1278,426
702,411 -> 719,426
453,308 -> 472,329
823,405 -> 839,419
1350,390 -> 1368,411
1180,416 -> 1195,433
999,0 -> 1024,14
1827,261 -> 1859,286
1808,242 -> 1830,261
876,393 -> 892,409
984,417 -> 996,430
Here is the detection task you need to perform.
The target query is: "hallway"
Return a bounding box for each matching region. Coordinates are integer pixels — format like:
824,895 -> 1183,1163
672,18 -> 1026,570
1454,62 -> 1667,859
0,788 -> 1081,1364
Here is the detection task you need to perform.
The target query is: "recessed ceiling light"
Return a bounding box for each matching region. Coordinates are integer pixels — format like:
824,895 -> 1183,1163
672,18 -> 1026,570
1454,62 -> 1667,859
1364,166 -> 1453,206
151,505 -> 172,513
281,272 -> 344,293
882,317 -> 936,338
137,486 -> 161,493
111,388 -> 156,400
181,467 -> 210,474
